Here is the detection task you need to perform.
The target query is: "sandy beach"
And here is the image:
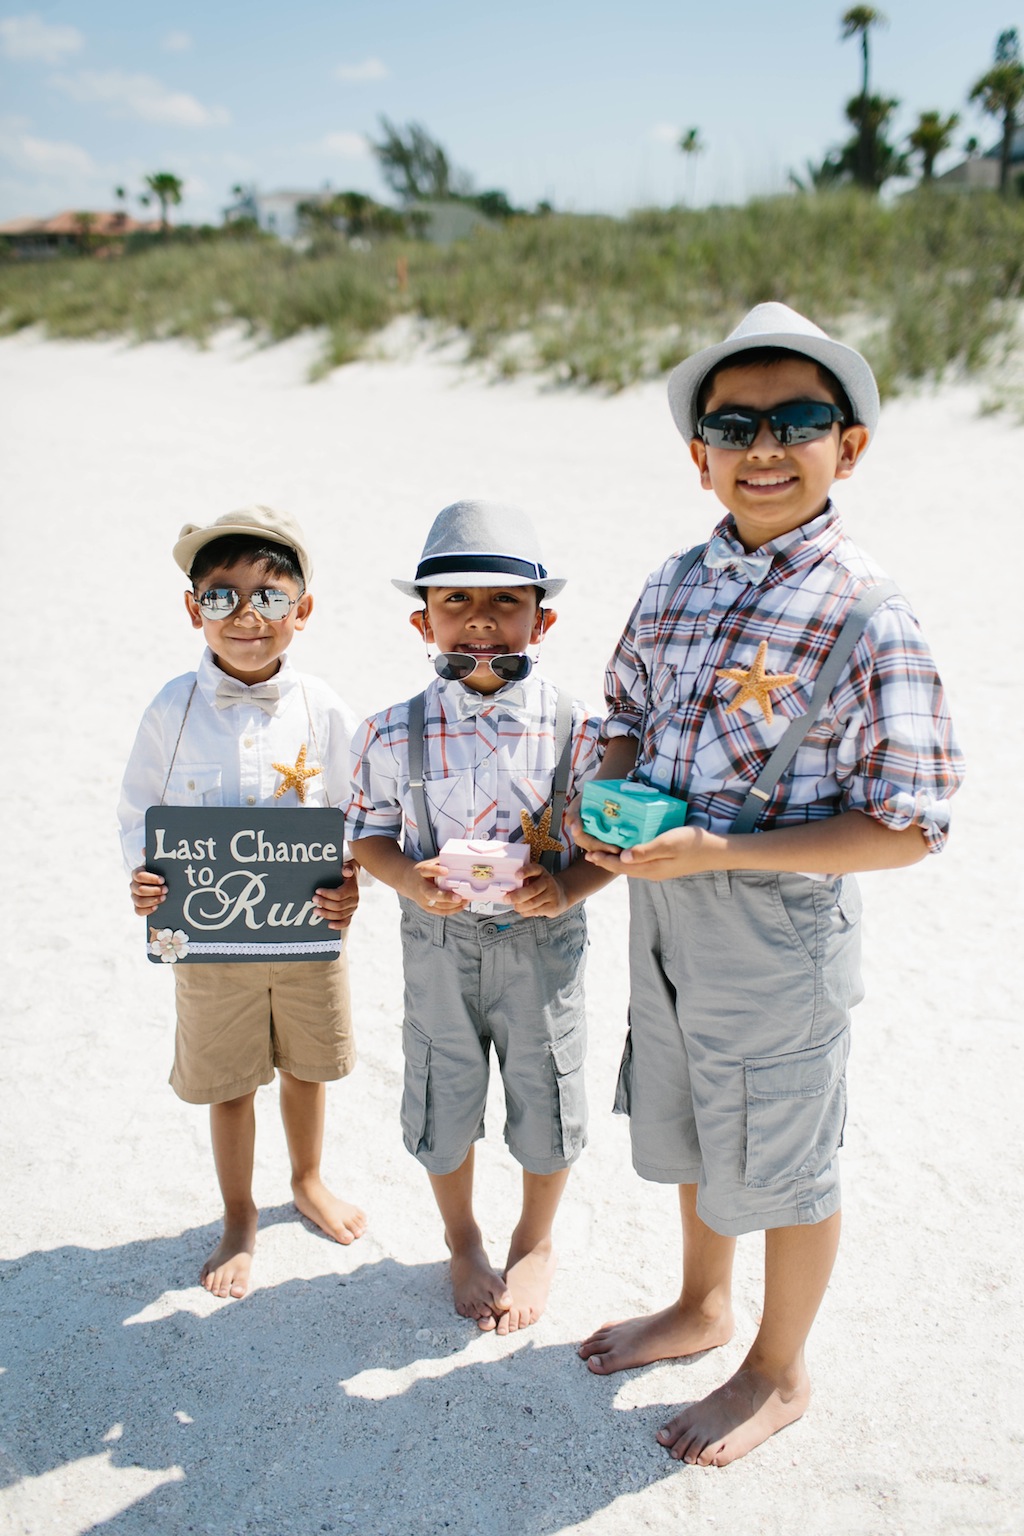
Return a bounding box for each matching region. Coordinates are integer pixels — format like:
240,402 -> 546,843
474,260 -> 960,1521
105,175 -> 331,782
1,324 -> 1020,1536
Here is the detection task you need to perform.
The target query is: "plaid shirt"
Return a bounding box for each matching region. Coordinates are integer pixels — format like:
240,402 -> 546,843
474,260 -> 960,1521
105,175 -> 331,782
604,506 -> 964,852
345,673 -> 602,869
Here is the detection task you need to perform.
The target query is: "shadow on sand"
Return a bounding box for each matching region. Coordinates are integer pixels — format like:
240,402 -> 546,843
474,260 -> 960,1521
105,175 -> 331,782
0,1213 -> 682,1535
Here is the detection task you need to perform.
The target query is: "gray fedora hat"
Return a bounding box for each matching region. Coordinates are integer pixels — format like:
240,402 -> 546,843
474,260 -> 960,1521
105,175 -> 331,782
392,499 -> 566,599
173,506 -> 313,585
667,302 -> 880,443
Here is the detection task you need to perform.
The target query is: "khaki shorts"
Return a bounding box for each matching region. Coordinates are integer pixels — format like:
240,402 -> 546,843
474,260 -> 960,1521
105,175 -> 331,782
170,950 -> 355,1104
619,871 -> 863,1236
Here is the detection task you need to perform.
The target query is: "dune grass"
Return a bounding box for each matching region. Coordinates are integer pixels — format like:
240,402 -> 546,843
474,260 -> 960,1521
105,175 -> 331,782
2,190 -> 1022,396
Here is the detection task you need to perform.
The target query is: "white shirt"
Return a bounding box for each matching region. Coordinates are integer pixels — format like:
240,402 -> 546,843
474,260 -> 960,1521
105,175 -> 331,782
118,648 -> 359,871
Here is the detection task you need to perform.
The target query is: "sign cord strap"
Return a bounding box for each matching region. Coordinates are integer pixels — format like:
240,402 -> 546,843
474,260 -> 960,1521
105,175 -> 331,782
158,682 -> 197,806
299,680 -> 332,807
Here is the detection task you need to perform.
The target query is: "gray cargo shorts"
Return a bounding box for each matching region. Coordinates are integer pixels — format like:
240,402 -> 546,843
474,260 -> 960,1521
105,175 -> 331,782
398,897 -> 589,1176
618,870 -> 864,1236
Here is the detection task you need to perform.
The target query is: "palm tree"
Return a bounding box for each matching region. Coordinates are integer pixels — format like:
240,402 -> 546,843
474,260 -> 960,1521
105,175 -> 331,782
677,127 -> 705,204
907,109 -> 960,181
840,92 -> 906,190
841,7 -> 888,188
371,118 -> 471,203
970,30 -> 1024,196
143,171 -> 183,232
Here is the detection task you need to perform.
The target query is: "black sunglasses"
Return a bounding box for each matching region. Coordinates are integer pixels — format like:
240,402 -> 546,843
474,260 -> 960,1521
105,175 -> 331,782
697,400 -> 846,451
433,651 -> 533,683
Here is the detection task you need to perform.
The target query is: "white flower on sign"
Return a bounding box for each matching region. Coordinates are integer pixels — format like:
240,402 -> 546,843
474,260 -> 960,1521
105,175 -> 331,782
149,928 -> 190,962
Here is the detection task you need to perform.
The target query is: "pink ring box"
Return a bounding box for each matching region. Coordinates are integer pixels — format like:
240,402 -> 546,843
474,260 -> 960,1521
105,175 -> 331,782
437,838 -> 531,903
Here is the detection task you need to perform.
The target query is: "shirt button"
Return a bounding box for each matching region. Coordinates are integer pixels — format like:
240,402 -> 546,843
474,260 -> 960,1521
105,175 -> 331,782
247,795 -> 256,806
244,737 -> 254,748
186,779 -> 195,790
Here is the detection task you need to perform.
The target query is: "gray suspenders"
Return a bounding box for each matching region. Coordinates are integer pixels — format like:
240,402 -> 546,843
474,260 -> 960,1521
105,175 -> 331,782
406,686 -> 574,873
641,545 -> 898,833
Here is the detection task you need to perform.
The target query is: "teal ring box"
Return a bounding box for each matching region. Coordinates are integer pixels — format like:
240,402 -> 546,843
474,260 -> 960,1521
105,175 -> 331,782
579,778 -> 688,848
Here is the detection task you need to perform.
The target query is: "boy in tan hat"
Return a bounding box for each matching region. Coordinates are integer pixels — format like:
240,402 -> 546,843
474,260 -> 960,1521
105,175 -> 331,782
345,500 -> 612,1333
118,507 -> 363,1299
574,305 -> 964,1463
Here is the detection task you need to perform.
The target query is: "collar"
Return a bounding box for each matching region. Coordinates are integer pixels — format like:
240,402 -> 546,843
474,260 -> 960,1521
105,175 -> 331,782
436,671 -> 541,725
709,503 -> 843,585
196,647 -> 296,707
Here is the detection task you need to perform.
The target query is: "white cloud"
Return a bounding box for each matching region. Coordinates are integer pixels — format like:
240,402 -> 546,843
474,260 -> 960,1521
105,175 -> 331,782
319,131 -> 371,158
161,31 -> 193,53
650,123 -> 681,145
0,13 -> 84,64
0,124 -> 95,176
52,70 -> 230,128
334,58 -> 389,83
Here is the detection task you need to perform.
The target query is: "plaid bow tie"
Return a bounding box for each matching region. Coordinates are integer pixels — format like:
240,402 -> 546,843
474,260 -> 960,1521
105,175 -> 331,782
704,534 -> 773,586
213,676 -> 281,715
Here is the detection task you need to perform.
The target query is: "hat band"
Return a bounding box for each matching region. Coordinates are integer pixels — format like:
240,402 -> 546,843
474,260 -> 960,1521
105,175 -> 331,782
414,553 -> 547,583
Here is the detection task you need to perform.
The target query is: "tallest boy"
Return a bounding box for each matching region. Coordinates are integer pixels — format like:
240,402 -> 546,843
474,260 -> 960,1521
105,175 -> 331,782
576,304 -> 963,1465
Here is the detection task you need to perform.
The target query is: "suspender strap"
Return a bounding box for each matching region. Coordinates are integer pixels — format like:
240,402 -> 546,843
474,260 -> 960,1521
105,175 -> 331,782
541,687 -> 574,874
405,690 -> 437,859
637,545 -> 706,744
729,579 -> 899,834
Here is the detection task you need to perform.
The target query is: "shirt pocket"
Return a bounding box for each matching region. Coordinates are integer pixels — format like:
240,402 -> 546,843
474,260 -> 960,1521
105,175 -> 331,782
421,774 -> 471,849
690,659 -> 807,787
164,764 -> 224,807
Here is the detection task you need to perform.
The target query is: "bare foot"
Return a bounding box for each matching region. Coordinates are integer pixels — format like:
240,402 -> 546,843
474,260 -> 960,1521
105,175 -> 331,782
201,1212 -> 257,1300
496,1239 -> 557,1334
293,1175 -> 366,1245
656,1361 -> 810,1466
448,1239 -> 512,1331
578,1298 -> 734,1375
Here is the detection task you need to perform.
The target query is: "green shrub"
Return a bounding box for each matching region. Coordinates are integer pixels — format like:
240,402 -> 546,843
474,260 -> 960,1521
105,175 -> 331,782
2,191 -> 1022,392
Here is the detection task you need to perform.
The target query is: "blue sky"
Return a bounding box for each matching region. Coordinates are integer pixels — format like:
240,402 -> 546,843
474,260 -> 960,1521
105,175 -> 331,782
0,2 -> 1018,224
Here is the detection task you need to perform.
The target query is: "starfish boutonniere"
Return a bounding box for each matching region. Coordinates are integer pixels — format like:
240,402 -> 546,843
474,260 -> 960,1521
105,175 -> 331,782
520,805 -> 564,862
272,743 -> 322,803
716,640 -> 798,725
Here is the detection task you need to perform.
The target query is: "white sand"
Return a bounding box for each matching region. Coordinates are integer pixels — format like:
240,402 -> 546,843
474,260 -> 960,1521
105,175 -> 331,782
0,327 -> 1020,1536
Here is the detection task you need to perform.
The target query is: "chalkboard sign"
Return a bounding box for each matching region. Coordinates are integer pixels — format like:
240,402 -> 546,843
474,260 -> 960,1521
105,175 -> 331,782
144,806 -> 346,964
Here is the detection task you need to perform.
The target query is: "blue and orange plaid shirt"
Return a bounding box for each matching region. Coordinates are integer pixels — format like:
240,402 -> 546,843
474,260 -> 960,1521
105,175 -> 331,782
345,673 -> 602,868
604,506 -> 964,851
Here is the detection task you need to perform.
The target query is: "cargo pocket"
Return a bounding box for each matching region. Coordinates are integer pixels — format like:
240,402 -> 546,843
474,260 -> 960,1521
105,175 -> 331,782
400,1022 -> 433,1156
743,1028 -> 849,1189
550,1025 -> 587,1159
612,1024 -> 633,1116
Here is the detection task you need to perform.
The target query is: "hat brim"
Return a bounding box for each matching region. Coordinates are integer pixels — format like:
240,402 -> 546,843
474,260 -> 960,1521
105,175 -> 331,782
173,521 -> 313,585
667,330 -> 880,443
392,569 -> 566,600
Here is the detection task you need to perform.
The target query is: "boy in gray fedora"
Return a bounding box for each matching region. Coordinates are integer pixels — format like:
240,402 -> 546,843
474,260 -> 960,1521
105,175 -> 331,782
575,305 -> 964,1463
345,501 -> 611,1333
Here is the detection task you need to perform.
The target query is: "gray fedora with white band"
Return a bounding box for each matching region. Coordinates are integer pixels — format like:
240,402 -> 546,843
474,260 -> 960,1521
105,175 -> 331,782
392,500 -> 566,599
667,302 -> 880,444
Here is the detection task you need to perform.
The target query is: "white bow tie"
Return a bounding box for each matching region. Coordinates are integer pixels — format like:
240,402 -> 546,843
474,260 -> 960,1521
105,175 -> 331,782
450,682 -> 531,723
704,534 -> 773,586
214,676 -> 281,715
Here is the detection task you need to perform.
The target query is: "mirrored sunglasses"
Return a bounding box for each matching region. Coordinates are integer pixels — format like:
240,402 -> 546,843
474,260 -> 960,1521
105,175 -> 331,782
697,400 -> 846,451
433,651 -> 533,683
195,586 -> 300,621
